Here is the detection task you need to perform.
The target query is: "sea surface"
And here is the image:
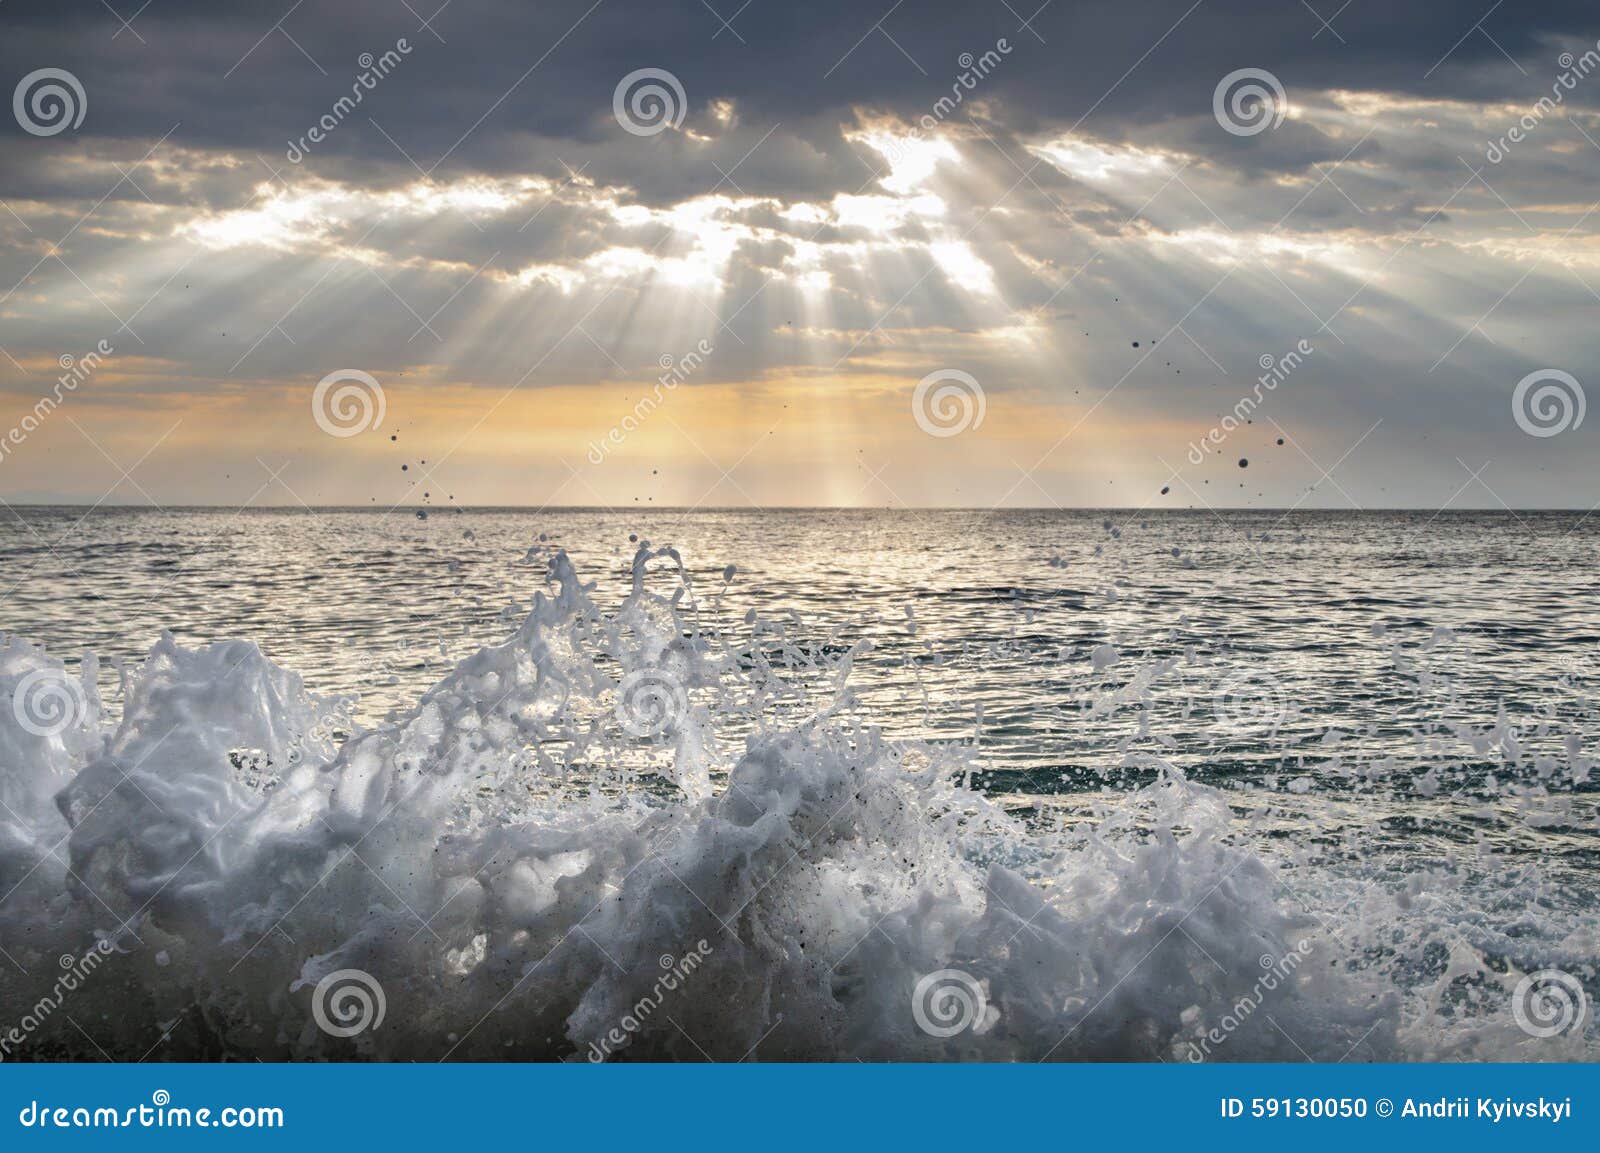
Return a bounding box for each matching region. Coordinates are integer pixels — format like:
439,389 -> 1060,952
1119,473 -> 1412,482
0,507 -> 1596,1061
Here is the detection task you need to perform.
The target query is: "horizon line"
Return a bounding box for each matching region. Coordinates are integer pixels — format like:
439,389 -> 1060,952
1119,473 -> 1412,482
2,503 -> 1598,514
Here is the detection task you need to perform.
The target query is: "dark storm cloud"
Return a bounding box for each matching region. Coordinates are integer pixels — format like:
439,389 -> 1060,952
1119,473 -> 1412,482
4,0 -> 1598,187
2,0 -> 1599,508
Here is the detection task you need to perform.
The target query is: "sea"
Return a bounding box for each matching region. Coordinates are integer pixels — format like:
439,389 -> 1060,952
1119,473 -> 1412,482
0,507 -> 1595,1061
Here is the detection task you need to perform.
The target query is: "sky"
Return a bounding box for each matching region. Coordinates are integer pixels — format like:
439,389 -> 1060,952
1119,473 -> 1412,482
0,0 -> 1597,510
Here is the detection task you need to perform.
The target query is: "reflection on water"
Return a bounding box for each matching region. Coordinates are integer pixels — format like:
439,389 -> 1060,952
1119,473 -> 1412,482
5,507 -> 1596,775
0,507 -> 1596,1060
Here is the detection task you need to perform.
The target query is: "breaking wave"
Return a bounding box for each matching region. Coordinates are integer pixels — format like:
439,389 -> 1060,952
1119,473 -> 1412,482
0,543 -> 1594,1061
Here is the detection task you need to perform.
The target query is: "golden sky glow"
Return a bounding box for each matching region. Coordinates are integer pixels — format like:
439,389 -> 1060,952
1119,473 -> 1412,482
3,38 -> 1599,509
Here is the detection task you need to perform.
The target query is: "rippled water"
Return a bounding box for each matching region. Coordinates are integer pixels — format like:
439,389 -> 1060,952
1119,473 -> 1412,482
6,506 -> 1598,768
1,507 -> 1596,1060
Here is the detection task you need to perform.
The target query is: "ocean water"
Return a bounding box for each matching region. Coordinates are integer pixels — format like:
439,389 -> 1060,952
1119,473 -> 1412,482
0,507 -> 1596,1061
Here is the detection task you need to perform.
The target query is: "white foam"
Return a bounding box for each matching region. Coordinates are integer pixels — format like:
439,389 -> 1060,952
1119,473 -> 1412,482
0,545 -> 1593,1061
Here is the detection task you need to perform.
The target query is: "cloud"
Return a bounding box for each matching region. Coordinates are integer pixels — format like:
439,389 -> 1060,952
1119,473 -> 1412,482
2,0 -> 1599,505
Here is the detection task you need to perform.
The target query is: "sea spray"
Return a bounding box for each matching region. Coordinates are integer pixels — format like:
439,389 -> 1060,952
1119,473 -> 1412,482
0,542 -> 1591,1061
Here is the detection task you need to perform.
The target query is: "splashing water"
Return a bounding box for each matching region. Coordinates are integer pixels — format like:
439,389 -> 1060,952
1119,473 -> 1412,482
1,537 -> 1595,1062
